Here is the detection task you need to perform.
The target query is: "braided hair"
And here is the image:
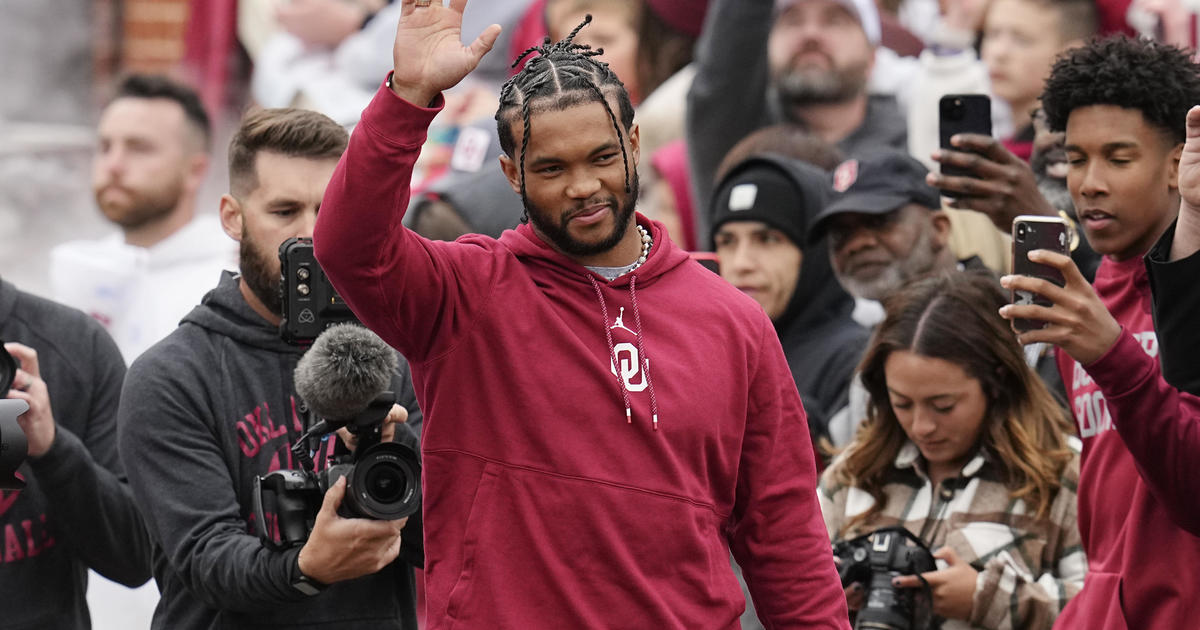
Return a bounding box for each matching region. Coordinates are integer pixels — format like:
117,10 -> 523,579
496,15 -> 636,210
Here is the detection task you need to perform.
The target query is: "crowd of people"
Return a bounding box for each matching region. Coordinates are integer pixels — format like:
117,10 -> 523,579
3,0 -> 1200,628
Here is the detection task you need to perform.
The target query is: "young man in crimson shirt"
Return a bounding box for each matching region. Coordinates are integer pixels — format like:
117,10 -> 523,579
1000,36 -> 1200,629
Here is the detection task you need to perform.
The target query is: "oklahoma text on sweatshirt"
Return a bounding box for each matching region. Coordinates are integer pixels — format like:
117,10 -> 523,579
1053,255 -> 1200,629
0,279 -> 152,629
118,271 -> 424,629
314,83 -> 850,629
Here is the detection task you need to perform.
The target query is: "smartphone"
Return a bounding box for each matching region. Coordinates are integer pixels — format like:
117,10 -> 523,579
1011,215 -> 1069,333
938,94 -> 992,196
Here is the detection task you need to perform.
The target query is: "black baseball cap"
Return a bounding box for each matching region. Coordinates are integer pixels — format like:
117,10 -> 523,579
808,150 -> 940,244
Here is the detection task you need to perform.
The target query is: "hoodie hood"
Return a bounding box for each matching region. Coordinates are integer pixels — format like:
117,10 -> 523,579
180,270 -> 305,356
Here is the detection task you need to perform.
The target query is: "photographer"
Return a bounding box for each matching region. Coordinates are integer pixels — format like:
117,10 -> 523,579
117,108 -> 423,629
0,280 -> 152,628
820,272 -> 1084,630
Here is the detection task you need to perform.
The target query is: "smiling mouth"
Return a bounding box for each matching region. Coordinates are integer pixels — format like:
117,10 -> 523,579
567,203 -> 613,226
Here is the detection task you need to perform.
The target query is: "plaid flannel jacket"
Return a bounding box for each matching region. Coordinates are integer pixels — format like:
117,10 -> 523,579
818,440 -> 1085,630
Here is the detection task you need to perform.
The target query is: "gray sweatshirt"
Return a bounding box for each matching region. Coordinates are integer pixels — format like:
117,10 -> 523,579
0,278 -> 151,629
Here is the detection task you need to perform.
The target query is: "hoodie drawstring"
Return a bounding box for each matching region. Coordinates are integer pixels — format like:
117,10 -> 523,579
588,274 -> 660,430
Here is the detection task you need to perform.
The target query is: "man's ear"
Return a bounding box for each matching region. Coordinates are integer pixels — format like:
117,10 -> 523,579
628,122 -> 641,170
930,209 -> 952,251
499,155 -> 523,195
219,194 -> 244,242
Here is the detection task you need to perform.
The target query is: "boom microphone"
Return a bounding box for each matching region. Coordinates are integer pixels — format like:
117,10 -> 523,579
294,323 -> 397,425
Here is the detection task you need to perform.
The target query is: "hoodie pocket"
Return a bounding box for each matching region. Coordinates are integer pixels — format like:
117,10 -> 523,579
440,462 -> 741,628
444,463 -> 500,623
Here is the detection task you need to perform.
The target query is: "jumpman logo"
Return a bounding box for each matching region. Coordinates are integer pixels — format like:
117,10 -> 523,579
610,307 -> 636,335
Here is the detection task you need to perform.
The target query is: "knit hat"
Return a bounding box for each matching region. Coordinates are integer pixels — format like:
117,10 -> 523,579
645,0 -> 711,38
710,154 -> 831,249
775,0 -> 881,46
808,150 -> 940,243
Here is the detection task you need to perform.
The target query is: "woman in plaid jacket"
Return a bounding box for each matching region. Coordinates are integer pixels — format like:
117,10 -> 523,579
819,272 -> 1084,630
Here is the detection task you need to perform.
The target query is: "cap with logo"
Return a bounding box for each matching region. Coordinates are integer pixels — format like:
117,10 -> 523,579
807,150 -> 940,243
709,153 -> 832,249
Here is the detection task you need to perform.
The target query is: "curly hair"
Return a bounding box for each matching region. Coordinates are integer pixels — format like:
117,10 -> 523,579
1041,35 -> 1200,143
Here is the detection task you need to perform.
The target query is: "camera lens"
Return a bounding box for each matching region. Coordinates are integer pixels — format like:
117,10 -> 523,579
1015,223 -> 1028,242
365,463 -> 405,503
344,442 -> 421,520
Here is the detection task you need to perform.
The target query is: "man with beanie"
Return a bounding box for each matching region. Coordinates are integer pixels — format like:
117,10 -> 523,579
711,154 -> 868,444
688,0 -> 907,240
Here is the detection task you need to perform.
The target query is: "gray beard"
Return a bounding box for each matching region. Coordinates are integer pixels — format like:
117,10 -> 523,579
835,226 -> 939,302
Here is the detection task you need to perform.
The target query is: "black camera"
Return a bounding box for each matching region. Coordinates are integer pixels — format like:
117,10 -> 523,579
252,393 -> 421,550
0,344 -> 29,490
279,237 -> 357,345
833,526 -> 939,630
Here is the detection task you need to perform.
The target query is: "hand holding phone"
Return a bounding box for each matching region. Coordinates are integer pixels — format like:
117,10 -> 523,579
938,94 -> 992,197
1010,215 -> 1069,333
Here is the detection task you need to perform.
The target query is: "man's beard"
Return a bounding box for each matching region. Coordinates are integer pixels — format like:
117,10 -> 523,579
774,55 -> 870,108
836,225 -> 938,302
239,228 -> 283,317
524,173 -> 639,258
95,177 -> 184,230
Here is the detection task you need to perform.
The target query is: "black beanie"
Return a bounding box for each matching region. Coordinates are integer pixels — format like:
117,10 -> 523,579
709,154 -> 832,249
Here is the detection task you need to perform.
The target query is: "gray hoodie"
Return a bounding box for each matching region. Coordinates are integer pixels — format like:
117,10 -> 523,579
0,278 -> 151,629
118,271 -> 423,629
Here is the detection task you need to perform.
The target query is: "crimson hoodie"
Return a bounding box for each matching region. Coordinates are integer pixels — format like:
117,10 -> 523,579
1053,254 -> 1200,629
314,83 -> 850,629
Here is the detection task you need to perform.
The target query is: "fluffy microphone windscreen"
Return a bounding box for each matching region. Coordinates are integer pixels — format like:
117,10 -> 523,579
294,323 -> 397,423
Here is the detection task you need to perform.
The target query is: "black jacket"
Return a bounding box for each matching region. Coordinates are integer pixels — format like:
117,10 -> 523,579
1146,221 -> 1200,395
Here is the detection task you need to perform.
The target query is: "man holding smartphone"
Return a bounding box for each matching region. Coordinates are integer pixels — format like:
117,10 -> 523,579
999,35 -> 1200,630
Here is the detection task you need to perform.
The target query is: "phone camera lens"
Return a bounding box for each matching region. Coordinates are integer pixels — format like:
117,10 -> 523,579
1015,223 -> 1028,242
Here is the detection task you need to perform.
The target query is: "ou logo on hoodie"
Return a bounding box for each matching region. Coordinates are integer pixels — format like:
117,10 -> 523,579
610,342 -> 648,392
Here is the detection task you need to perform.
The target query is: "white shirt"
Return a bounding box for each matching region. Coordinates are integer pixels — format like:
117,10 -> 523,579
49,214 -> 236,362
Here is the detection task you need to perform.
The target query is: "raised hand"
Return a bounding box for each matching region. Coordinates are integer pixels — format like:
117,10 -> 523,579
1172,105 -> 1200,260
390,0 -> 503,107
1178,106 -> 1200,215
